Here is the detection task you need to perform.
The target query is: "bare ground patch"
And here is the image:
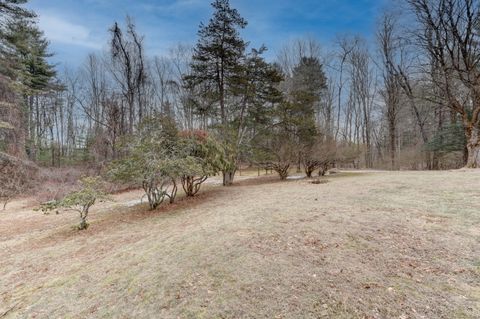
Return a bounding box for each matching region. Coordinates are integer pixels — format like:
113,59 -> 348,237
1,170 -> 479,318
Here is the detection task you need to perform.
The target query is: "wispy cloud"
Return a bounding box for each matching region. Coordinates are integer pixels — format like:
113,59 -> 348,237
27,0 -> 387,67
37,12 -> 102,49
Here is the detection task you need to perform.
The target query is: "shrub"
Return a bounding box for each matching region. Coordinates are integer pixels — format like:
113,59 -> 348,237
272,161 -> 291,180
108,142 -> 179,209
108,117 -> 226,208
38,177 -> 109,230
177,131 -> 226,196
252,130 -> 297,180
108,116 -> 181,209
302,139 -> 337,177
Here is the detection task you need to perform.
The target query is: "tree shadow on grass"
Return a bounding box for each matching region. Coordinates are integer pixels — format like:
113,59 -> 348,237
232,174 -> 296,187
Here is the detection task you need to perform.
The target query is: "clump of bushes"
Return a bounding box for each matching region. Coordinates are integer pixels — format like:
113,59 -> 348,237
251,129 -> 296,180
108,116 -> 226,210
252,130 -> 337,180
302,138 -> 337,178
178,130 -> 226,196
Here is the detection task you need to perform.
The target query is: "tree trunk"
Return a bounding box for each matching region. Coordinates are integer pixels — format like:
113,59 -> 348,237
222,170 -> 235,186
169,181 -> 177,204
466,126 -> 480,168
389,123 -> 396,170
297,153 -> 301,173
424,151 -> 432,170
3,198 -> 10,210
274,163 -> 290,180
78,219 -> 88,230
463,145 -> 469,166
305,168 -> 313,178
78,211 -> 89,230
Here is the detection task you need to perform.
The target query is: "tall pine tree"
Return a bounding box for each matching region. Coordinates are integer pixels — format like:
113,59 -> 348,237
0,0 -> 35,158
187,0 -> 247,185
290,56 -> 327,144
289,56 -> 328,174
0,2 -> 56,159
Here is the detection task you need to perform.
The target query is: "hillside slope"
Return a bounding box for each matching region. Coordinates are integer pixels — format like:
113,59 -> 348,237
1,171 -> 479,318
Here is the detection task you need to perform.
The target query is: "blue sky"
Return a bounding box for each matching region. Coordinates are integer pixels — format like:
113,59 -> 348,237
27,0 -> 389,68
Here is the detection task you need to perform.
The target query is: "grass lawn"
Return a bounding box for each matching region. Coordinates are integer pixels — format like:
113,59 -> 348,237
1,170 -> 479,318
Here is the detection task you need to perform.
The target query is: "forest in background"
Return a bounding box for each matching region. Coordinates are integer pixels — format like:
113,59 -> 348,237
1,0 -> 480,190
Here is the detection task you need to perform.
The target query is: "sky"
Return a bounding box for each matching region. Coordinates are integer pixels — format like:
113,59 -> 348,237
26,0 -> 390,68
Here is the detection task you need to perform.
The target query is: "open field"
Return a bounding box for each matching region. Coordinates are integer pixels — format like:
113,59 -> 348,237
1,170 -> 479,318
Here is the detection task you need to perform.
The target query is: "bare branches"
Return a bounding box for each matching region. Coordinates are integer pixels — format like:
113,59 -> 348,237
377,13 -> 402,169
109,17 -> 147,133
407,0 -> 480,167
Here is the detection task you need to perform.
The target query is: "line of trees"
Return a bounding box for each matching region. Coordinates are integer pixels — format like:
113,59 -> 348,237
1,0 -> 479,188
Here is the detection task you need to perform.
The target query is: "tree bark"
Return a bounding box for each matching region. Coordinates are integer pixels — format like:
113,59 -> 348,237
305,168 -> 314,178
389,123 -> 396,170
222,170 -> 235,186
78,209 -> 89,230
466,126 -> 480,168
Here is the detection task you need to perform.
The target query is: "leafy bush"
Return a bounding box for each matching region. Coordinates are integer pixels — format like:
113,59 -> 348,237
108,116 -> 180,209
38,177 -> 109,230
108,118 -> 227,208
177,131 -> 226,196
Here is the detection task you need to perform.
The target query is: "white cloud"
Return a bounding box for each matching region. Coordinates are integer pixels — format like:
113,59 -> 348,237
37,12 -> 102,49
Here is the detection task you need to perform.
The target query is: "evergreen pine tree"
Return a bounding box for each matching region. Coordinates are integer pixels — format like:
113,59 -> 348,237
290,56 -> 327,144
0,0 -> 36,158
189,0 -> 247,125
0,4 -> 56,159
0,0 -> 35,78
187,0 -> 248,185
287,56 -> 328,173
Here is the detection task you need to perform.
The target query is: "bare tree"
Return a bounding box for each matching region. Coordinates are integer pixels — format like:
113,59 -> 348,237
333,36 -> 356,141
169,44 -> 195,130
378,13 -> 402,169
407,0 -> 480,168
348,39 -> 377,168
109,16 -> 147,134
277,37 -> 323,77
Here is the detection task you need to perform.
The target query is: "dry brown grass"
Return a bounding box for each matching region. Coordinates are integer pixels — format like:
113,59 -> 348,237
1,170 -> 479,318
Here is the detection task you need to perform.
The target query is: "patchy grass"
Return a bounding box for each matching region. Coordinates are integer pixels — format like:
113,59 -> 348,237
1,170 -> 479,318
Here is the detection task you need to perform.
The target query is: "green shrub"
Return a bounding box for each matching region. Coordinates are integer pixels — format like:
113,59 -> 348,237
177,131 -> 227,196
108,118 -> 227,208
38,177 -> 109,230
